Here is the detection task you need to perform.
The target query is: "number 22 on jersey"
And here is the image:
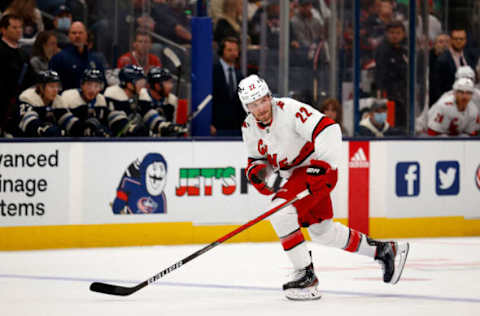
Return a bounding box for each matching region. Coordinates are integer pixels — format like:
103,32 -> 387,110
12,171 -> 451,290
296,107 -> 312,123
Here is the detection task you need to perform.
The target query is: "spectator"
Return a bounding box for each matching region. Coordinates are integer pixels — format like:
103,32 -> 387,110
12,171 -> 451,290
140,67 -> 178,123
249,0 -> 299,49
319,98 -> 348,135
358,99 -> 403,137
374,20 -> 408,130
30,31 -> 59,73
214,0 -> 243,43
249,0 -> 277,45
61,68 -> 110,137
363,0 -> 396,49
117,29 -> 161,73
427,78 -> 479,137
426,0 -> 442,43
146,0 -> 191,44
49,21 -> 105,90
428,33 -> 449,105
211,37 -> 245,136
290,0 -> 324,49
431,27 -> 477,106
51,4 -> 72,49
208,0 -> 225,26
0,14 -> 38,137
3,0 -> 44,47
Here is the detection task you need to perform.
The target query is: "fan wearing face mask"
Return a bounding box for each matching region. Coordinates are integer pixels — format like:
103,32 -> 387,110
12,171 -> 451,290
51,5 -> 72,49
358,99 -> 404,137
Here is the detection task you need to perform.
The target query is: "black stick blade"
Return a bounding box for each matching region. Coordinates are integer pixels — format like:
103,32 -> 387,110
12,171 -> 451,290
90,282 -> 136,296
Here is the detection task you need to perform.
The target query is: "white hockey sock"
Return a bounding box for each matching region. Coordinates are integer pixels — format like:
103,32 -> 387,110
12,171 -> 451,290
283,237 -> 311,270
355,234 -> 376,258
270,200 -> 311,270
308,220 -> 376,258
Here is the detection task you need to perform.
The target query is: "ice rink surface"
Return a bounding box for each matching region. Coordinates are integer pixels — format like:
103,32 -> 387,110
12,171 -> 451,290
1,237 -> 480,316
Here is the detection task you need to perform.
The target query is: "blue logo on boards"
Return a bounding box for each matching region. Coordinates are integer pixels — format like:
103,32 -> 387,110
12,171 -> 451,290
396,162 -> 420,197
435,161 -> 460,195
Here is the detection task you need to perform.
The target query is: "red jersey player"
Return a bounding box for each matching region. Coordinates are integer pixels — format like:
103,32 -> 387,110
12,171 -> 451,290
428,77 -> 479,136
238,75 -> 409,301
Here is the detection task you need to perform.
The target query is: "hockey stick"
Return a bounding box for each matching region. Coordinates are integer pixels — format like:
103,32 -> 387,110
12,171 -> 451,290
187,94 -> 212,123
163,47 -> 182,96
90,188 -> 310,296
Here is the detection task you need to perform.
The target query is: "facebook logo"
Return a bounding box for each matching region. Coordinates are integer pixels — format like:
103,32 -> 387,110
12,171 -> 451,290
396,162 -> 420,197
436,161 -> 460,195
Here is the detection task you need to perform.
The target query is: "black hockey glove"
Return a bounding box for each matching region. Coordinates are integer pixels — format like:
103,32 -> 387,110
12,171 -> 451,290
158,122 -> 187,137
83,118 -> 110,137
37,122 -> 61,137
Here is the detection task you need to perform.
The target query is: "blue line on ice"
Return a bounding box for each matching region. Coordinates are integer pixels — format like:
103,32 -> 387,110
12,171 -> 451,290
1,273 -> 479,303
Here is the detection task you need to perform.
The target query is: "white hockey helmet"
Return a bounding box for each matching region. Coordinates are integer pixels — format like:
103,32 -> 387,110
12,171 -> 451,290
455,66 -> 475,81
453,77 -> 474,93
237,74 -> 271,112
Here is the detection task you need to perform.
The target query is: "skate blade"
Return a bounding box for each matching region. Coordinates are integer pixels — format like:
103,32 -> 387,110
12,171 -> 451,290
285,287 -> 322,301
390,242 -> 410,285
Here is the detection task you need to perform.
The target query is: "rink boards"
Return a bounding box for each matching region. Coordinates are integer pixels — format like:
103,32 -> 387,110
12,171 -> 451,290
0,139 -> 479,250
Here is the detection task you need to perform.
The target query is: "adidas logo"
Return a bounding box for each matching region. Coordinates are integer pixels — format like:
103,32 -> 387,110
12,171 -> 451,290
349,148 -> 369,168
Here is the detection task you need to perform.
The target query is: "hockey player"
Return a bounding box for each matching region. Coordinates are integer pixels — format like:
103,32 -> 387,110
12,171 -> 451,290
137,67 -> 186,137
105,65 -> 185,137
416,66 -> 480,135
140,67 -> 178,123
238,75 -> 409,301
428,77 -> 479,136
17,70 -> 81,137
104,64 -> 148,136
439,66 -> 480,113
61,68 -> 110,136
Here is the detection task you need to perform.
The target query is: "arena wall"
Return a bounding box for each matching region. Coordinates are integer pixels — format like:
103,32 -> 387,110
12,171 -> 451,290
0,139 -> 479,250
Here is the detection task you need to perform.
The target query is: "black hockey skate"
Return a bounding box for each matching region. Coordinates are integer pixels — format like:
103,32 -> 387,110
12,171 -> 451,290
374,241 -> 409,284
283,263 -> 321,301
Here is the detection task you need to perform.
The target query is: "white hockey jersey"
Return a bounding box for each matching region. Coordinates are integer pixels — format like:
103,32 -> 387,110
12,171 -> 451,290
427,93 -> 479,136
61,88 -> 108,111
242,97 -> 341,179
138,88 -> 178,123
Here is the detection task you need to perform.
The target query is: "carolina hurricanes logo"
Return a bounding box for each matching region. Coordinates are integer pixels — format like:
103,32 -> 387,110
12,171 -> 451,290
475,165 -> 480,190
257,139 -> 289,169
448,118 -> 459,135
137,197 -> 158,213
249,84 -> 255,91
258,139 -> 268,155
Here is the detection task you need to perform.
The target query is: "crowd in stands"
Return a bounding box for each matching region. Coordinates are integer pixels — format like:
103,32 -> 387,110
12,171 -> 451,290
0,0 -> 187,138
0,0 -> 479,138
354,0 -> 480,137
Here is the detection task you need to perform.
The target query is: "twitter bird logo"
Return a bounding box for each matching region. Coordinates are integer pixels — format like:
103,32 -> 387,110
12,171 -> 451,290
439,167 -> 456,189
436,161 -> 460,195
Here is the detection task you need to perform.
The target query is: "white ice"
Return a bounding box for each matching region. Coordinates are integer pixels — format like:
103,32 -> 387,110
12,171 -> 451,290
1,237 -> 480,316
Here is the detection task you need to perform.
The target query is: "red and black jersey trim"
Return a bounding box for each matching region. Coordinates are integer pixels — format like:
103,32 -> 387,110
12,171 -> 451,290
280,228 -> 305,251
280,116 -> 337,171
256,121 -> 271,130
